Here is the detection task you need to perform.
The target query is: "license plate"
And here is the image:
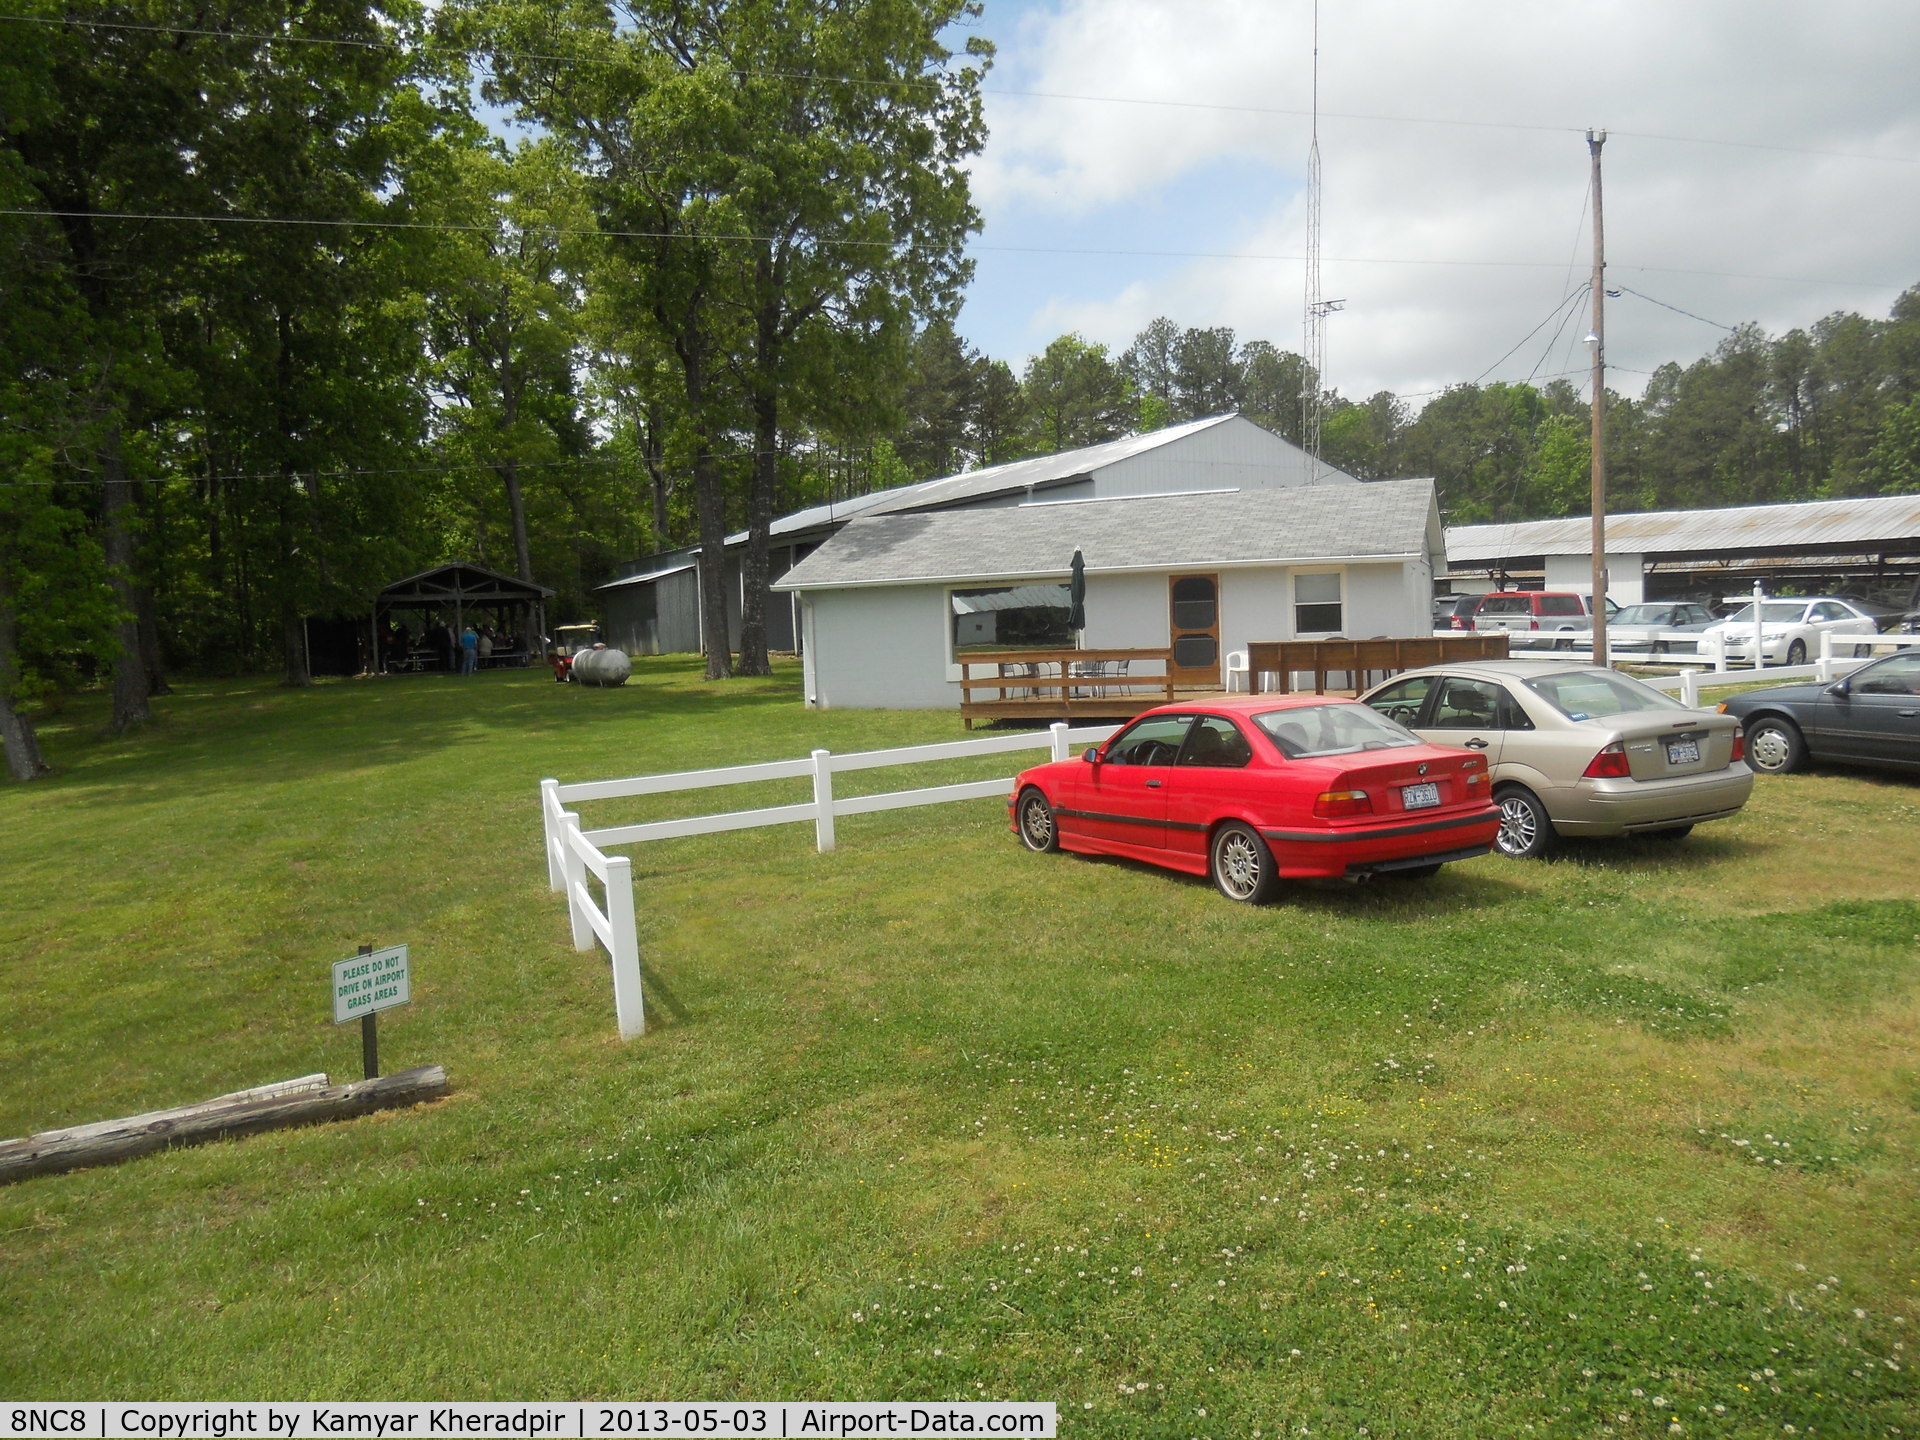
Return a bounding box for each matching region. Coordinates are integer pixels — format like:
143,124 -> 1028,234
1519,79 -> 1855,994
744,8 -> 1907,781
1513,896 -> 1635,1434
1666,739 -> 1700,765
1401,782 -> 1441,809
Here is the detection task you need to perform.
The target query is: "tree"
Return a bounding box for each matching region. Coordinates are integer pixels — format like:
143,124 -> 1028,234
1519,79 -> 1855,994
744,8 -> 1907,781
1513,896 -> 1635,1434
1172,325 -> 1242,420
1120,317 -> 1180,408
1023,335 -> 1134,453
898,321 -> 985,479
474,0 -> 988,678
423,136 -> 590,584
972,359 -> 1028,466
1238,341 -> 1314,447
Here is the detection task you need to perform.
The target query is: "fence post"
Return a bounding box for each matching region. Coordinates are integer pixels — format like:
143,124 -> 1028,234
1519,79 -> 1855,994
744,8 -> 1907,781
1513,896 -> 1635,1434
1707,631 -> 1728,673
1050,721 -> 1070,763
812,748 -> 837,853
541,779 -> 564,892
1817,630 -> 1834,682
1679,669 -> 1699,708
561,812 -> 593,951
603,854 -> 645,1040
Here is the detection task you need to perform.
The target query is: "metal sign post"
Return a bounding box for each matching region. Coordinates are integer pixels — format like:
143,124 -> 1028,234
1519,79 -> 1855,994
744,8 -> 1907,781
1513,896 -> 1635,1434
332,943 -> 410,1081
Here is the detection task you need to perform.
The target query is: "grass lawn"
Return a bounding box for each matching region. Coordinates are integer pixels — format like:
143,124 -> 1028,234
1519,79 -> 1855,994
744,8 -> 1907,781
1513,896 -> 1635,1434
3,659 -> 1917,1435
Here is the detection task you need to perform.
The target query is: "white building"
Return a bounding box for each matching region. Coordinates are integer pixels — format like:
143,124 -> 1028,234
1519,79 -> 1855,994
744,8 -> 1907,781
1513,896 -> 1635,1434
777,476 -> 1445,710
599,413 -> 1361,656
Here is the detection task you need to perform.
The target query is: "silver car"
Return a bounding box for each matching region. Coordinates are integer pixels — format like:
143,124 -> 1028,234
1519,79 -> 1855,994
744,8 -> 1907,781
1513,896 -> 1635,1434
1359,661 -> 1754,858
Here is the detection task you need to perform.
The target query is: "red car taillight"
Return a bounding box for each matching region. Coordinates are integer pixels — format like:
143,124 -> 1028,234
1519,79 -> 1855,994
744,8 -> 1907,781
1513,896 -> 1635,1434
1528,617 -> 1540,629
1314,789 -> 1373,817
1582,742 -> 1632,779
1731,730 -> 1746,764
1465,766 -> 1490,789
1451,616 -> 1467,630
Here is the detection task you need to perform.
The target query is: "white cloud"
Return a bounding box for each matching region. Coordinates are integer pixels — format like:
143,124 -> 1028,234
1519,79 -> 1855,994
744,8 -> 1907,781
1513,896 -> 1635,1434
966,0 -> 1920,401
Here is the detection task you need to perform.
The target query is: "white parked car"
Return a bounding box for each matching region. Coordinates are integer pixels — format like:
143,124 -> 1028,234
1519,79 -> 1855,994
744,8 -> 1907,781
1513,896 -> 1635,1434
1699,597 -> 1879,667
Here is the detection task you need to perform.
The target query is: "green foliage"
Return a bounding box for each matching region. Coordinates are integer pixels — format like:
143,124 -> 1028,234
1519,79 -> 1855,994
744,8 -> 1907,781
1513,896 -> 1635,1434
1022,333 -> 1134,453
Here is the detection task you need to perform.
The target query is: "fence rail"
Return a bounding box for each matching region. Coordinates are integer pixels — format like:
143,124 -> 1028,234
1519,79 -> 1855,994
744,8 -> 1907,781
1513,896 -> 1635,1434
540,721 -> 1122,1038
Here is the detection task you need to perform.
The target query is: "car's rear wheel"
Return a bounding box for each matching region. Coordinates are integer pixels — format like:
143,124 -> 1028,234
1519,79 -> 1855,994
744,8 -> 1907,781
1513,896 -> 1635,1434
1553,633 -> 1575,651
1016,787 -> 1059,852
1495,785 -> 1556,859
1210,822 -> 1279,904
1786,638 -> 1807,666
1744,716 -> 1805,774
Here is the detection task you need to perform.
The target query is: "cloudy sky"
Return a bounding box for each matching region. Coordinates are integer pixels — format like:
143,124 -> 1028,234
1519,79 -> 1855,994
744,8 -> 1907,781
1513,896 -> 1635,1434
951,0 -> 1920,406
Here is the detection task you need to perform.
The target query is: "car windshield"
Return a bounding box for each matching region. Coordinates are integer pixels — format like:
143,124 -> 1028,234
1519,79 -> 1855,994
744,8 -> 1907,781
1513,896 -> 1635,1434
1722,602 -> 1807,623
1254,703 -> 1421,758
1523,670 -> 1681,721
1610,604 -> 1670,625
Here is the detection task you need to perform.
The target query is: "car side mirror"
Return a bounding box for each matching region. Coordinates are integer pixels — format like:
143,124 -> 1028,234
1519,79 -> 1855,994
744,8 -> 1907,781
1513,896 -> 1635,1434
1083,746 -> 1101,764
1825,679 -> 1850,697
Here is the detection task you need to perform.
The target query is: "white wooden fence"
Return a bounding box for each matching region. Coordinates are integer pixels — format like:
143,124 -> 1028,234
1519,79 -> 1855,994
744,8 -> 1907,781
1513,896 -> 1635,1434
539,721 -> 1120,1038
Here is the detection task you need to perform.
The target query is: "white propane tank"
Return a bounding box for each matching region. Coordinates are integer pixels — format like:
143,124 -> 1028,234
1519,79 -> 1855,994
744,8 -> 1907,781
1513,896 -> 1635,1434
570,647 -> 632,687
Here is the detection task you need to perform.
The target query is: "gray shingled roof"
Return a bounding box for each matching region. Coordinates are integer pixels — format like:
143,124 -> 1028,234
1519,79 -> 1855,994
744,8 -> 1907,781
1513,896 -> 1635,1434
775,479 -> 1437,590
734,413 -> 1356,545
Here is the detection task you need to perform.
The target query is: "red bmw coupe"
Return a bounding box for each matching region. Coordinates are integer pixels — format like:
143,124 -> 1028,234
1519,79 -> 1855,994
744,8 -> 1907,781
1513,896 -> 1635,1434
1007,696 -> 1502,903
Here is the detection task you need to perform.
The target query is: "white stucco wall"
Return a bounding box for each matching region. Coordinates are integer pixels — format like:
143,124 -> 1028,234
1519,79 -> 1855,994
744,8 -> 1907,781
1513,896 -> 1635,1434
1546,553 -> 1645,604
798,559 -> 1431,709
806,584 -> 954,709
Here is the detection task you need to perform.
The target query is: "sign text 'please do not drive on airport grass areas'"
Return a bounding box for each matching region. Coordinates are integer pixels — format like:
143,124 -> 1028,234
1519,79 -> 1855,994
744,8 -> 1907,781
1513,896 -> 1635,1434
331,945 -> 409,1025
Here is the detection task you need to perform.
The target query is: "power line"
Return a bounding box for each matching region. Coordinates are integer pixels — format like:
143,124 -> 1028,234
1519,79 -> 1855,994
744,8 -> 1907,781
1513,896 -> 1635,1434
3,208 -> 1907,287
1615,285 -> 1734,331
5,13 -> 1918,167
1473,285 -> 1588,385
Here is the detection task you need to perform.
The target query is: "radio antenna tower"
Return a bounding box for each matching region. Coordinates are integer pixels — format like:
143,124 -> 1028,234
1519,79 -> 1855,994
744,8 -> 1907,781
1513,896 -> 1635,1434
1301,0 -> 1343,473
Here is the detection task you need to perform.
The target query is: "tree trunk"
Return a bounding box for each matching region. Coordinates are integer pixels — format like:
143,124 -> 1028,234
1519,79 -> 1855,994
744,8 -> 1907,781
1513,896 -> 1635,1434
692,438 -> 732,680
499,459 -> 532,582
642,410 -> 671,544
736,376 -> 778,677
101,434 -> 151,733
0,562 -> 51,781
277,475 -> 310,689
136,585 -> 171,697
674,335 -> 731,680
500,340 -> 533,582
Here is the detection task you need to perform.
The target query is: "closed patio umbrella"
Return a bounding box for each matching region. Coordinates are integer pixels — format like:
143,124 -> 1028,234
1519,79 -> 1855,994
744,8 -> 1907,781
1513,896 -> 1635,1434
1068,549 -> 1087,632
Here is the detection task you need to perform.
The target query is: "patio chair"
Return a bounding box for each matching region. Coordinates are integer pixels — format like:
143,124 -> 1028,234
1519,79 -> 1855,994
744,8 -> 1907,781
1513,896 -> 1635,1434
1225,650 -> 1249,692
998,661 -> 1039,699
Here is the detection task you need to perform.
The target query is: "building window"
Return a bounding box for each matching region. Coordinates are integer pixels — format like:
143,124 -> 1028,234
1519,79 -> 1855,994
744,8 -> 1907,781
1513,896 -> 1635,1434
1294,572 -> 1343,634
951,584 -> 1075,652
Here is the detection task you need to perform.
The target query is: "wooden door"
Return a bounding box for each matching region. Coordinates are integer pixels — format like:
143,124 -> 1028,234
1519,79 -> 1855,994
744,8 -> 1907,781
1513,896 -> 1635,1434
1168,573 -> 1221,686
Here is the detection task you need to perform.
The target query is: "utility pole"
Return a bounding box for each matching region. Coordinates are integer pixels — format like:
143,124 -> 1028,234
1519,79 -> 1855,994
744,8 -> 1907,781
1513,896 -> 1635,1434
1587,128 -> 1610,667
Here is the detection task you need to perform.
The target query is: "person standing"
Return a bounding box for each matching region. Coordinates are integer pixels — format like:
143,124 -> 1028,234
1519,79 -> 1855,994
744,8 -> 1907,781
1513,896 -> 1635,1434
477,627 -> 494,669
460,625 -> 479,676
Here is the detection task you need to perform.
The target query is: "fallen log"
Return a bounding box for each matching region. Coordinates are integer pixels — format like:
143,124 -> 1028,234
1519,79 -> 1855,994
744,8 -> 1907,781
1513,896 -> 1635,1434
0,1065 -> 449,1185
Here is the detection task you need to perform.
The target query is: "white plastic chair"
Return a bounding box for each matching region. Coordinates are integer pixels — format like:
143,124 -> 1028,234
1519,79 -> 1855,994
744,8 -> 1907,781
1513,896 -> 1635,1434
1225,649 -> 1249,692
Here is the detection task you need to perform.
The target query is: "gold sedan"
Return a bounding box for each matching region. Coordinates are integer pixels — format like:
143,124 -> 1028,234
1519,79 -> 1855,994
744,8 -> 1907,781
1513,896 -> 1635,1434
1358,661 -> 1754,858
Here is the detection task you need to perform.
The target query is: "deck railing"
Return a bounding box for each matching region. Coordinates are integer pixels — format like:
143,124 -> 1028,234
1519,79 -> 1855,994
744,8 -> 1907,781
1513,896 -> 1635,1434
957,647 -> 1175,728
1244,635 -> 1512,694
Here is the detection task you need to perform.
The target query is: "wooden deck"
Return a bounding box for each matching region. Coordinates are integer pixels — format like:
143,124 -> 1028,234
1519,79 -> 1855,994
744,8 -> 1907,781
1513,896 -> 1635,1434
957,636 -> 1513,728
959,647 -> 1176,729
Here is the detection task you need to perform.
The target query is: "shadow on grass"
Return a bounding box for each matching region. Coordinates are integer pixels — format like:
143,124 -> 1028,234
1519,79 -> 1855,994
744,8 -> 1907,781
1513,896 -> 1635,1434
1539,829 -> 1768,873
24,661 -> 808,801
1066,849 -> 1523,918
